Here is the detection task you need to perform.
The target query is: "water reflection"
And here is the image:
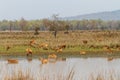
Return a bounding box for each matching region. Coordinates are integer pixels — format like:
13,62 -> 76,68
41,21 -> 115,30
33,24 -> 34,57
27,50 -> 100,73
0,57 -> 120,80
27,57 -> 33,62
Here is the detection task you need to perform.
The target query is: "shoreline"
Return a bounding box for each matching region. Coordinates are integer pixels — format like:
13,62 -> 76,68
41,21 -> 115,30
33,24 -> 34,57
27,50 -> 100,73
0,50 -> 120,58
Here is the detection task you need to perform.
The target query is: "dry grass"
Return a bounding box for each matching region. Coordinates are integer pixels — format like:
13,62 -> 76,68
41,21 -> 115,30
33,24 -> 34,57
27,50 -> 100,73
3,67 -> 75,80
0,30 -> 120,54
3,68 -> 120,80
4,70 -> 34,80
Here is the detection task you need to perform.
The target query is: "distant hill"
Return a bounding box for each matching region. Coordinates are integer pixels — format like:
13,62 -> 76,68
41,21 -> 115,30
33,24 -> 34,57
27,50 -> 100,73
63,10 -> 120,20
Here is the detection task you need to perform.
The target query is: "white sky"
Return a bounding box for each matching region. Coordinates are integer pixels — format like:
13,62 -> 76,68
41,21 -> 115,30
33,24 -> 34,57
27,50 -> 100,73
0,0 -> 120,20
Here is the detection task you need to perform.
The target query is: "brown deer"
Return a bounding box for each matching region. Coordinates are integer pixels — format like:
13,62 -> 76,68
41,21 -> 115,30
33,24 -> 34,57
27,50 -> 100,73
39,57 -> 48,64
7,59 -> 18,64
82,40 -> 88,44
6,46 -> 10,51
30,40 -> 36,45
58,44 -> 66,49
107,57 -> 113,61
80,51 -> 86,55
48,54 -> 57,59
26,48 -> 32,56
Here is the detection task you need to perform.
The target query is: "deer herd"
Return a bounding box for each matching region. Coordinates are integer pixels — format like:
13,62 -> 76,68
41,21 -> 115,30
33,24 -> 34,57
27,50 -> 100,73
7,39 -> 67,64
7,39 -> 116,64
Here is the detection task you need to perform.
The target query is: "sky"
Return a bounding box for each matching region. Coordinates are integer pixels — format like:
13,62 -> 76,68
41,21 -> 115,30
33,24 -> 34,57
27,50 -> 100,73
0,0 -> 120,20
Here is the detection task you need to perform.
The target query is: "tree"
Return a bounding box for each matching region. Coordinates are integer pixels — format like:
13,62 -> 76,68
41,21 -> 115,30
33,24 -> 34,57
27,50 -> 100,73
9,21 -> 13,32
42,14 -> 61,38
42,19 -> 52,30
34,23 -> 40,35
65,24 -> 70,31
19,18 -> 28,31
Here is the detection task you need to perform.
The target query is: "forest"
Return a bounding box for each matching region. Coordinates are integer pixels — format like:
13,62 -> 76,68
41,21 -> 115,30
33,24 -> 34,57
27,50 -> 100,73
0,17 -> 120,32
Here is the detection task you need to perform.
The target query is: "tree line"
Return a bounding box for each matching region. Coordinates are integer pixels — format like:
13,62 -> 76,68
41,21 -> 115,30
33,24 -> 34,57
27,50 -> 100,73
0,17 -> 120,31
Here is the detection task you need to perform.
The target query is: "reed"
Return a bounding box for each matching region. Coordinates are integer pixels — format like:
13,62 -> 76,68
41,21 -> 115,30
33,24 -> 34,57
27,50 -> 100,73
4,70 -> 34,80
3,68 -> 120,80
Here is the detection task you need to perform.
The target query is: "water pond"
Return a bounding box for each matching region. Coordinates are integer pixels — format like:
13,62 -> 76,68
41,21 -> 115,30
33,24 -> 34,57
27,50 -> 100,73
0,57 -> 120,80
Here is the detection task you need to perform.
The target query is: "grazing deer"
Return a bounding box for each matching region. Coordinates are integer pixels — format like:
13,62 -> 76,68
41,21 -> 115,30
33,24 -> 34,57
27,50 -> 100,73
82,40 -> 88,44
64,31 -> 69,34
57,57 -> 66,61
42,47 -> 49,50
107,57 -> 113,61
30,40 -> 36,45
56,48 -> 62,52
7,59 -> 18,64
48,54 -> 57,59
103,45 -> 113,53
48,54 -> 57,63
103,45 -> 110,50
29,40 -> 38,48
39,57 -> 48,64
39,43 -> 48,48
6,46 -> 10,51
107,48 -> 113,53
89,45 -> 96,49
26,48 -> 32,56
58,44 -> 66,49
80,51 -> 86,55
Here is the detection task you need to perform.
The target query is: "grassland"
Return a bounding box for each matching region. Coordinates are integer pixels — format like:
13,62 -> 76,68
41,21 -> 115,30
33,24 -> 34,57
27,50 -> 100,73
0,30 -> 120,57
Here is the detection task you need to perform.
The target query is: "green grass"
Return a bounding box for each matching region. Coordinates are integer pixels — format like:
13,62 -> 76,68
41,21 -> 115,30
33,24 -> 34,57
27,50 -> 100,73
0,45 -> 120,58
0,30 -> 120,57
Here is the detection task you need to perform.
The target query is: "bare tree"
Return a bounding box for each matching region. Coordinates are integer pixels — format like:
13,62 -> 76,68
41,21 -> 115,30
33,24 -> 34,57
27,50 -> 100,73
19,17 -> 27,31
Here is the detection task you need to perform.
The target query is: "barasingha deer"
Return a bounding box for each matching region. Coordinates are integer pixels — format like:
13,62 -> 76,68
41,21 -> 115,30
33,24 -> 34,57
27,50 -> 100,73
39,57 -> 48,64
7,59 -> 18,64
48,54 -> 57,63
80,51 -> 86,55
26,48 -> 32,56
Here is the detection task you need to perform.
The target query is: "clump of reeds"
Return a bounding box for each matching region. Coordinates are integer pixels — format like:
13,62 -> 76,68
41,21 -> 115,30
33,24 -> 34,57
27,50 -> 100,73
88,71 -> 120,80
3,66 -> 75,80
4,70 -> 34,80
